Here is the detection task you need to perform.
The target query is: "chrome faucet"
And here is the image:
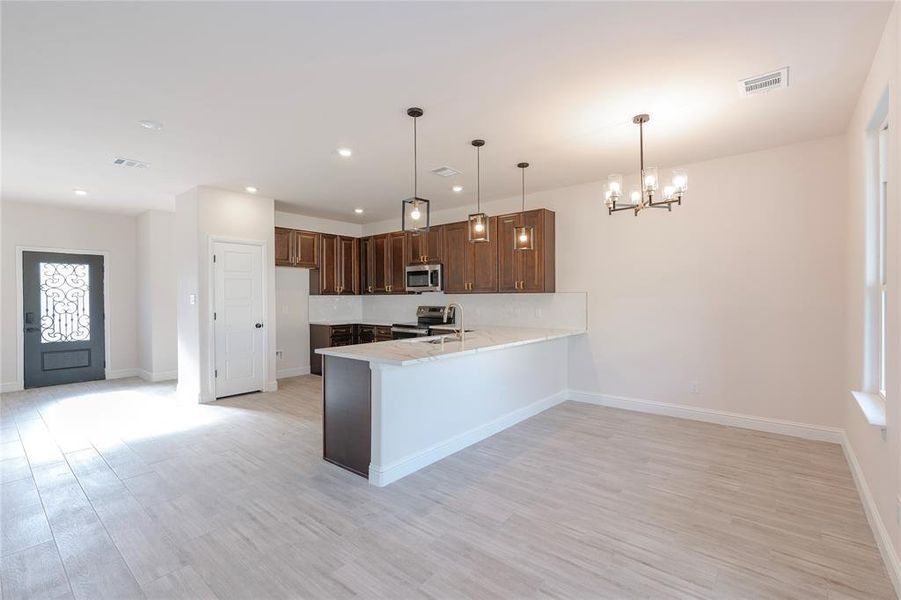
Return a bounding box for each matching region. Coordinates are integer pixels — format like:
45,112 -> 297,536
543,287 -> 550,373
442,302 -> 464,342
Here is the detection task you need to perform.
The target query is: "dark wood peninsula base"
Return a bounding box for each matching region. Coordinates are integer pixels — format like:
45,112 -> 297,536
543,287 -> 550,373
322,355 -> 371,478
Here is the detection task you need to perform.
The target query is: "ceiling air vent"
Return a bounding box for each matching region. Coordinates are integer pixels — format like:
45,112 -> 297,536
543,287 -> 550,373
738,67 -> 789,97
112,157 -> 150,168
430,166 -> 461,178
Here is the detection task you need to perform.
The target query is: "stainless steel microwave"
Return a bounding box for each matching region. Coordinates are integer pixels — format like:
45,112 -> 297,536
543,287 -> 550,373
405,264 -> 442,292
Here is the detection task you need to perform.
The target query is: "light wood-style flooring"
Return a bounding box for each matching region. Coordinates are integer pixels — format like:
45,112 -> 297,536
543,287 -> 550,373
0,376 -> 894,599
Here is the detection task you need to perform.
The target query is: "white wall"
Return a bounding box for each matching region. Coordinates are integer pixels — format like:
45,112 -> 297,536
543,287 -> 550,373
0,200 -> 139,389
175,186 -> 276,402
367,136 -> 848,429
844,3 -> 901,585
136,210 -> 177,381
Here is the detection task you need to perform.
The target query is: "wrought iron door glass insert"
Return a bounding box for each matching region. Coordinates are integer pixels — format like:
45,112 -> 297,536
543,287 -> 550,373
39,262 -> 91,343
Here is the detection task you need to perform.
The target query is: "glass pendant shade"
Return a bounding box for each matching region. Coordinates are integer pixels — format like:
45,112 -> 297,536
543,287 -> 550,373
642,166 -> 658,192
402,197 -> 429,233
607,174 -> 623,200
468,212 -> 489,242
672,169 -> 688,192
513,225 -> 534,251
629,187 -> 642,206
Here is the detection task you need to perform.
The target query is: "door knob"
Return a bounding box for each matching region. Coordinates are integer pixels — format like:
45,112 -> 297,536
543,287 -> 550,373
255,323 -> 264,329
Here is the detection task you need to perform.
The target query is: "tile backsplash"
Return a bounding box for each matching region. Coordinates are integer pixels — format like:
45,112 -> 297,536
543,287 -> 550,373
309,292 -> 587,330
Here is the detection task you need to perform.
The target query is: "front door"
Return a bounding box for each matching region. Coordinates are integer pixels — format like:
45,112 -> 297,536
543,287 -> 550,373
23,251 -> 105,388
213,241 -> 265,398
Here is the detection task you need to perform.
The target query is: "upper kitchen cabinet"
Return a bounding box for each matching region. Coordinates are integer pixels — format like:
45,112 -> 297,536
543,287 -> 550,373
361,231 -> 407,294
407,225 -> 444,264
497,209 -> 555,293
273,227 -> 319,268
311,233 -> 358,295
443,219 -> 498,293
387,231 -> 407,293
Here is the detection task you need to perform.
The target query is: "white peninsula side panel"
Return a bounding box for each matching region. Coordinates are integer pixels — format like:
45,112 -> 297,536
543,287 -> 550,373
368,337 -> 569,486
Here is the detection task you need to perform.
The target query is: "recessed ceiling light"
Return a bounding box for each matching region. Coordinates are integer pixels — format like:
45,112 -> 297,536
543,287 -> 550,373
138,120 -> 163,130
73,189 -> 88,196
354,208 -> 364,214
452,185 -> 463,192
245,186 -> 258,194
337,148 -> 353,158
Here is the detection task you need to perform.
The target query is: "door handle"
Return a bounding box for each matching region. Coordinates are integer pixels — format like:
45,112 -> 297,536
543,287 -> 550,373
255,323 -> 264,329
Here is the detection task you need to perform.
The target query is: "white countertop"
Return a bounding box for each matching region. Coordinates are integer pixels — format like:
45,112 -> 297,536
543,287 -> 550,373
315,326 -> 585,366
309,320 -> 395,327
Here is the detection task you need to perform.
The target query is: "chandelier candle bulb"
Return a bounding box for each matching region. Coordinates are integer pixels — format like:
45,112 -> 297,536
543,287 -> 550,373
673,169 -> 688,192
663,185 -> 676,200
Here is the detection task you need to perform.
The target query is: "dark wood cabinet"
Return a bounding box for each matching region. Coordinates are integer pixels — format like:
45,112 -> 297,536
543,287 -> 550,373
274,227 -> 293,266
322,355 -> 371,478
337,236 -> 359,295
280,209 -> 551,296
361,234 -> 387,294
311,234 -> 358,295
443,218 -> 498,293
362,232 -> 407,294
407,226 -> 443,264
275,227 -> 319,268
497,209 -> 555,293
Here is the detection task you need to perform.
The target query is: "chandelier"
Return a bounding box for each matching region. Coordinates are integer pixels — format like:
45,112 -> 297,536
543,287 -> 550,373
606,114 -> 687,216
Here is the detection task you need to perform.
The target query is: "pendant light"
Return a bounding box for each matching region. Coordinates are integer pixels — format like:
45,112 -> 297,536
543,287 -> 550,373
513,162 -> 533,251
605,114 -> 687,216
402,107 -> 430,232
468,139 -> 489,243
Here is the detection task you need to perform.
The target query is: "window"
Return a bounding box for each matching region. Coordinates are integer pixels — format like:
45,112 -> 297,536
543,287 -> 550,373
877,120 -> 888,397
39,262 -> 91,343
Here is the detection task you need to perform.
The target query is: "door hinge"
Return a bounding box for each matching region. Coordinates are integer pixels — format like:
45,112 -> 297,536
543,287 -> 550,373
215,369 -> 218,378
213,254 -> 217,263
213,312 -> 217,320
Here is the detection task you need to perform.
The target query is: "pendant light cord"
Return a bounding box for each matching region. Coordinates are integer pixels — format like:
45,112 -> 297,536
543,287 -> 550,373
639,120 -> 644,174
413,116 -> 418,199
477,146 -> 481,212
521,167 -> 525,213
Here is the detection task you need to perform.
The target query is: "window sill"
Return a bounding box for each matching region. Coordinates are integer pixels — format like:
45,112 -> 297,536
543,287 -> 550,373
851,390 -> 886,428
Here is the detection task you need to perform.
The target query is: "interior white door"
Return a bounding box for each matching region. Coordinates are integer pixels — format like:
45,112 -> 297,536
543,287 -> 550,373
213,241 -> 265,398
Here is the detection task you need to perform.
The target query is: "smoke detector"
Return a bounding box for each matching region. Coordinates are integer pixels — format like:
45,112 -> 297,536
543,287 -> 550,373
430,166 -> 461,178
738,67 -> 789,96
112,157 -> 150,168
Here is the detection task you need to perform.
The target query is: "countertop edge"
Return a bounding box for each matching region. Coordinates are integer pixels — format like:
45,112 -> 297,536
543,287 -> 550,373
316,328 -> 586,367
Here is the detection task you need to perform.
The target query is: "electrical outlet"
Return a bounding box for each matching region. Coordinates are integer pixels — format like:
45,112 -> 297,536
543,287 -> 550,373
276,350 -> 284,360
689,382 -> 700,394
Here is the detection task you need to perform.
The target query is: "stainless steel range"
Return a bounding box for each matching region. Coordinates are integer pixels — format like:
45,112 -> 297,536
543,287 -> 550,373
391,305 -> 456,340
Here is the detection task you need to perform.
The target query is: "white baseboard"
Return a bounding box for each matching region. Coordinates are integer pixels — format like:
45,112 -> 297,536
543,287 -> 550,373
0,381 -> 23,393
277,366 -> 311,379
369,390 -> 568,487
264,380 -> 278,392
841,431 -> 901,597
136,369 -> 178,383
567,390 -> 843,444
106,368 -> 141,381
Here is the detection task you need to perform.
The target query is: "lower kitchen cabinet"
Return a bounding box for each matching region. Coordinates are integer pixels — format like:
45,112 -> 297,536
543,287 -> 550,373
310,323 -> 393,375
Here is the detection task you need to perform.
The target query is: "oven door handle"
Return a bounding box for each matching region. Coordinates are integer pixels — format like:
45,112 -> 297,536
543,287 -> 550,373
391,326 -> 429,334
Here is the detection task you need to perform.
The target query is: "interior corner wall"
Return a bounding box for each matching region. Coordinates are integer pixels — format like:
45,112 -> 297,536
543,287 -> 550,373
843,2 -> 901,580
0,200 -> 139,389
136,210 -> 177,381
273,211 -> 363,379
365,135 -> 848,430
176,186 -> 276,402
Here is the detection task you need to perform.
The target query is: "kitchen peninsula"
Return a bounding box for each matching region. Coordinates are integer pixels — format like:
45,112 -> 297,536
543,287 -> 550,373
317,326 -> 584,486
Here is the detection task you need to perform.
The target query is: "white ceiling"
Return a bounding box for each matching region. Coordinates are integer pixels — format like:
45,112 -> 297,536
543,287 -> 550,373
1,1 -> 892,221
